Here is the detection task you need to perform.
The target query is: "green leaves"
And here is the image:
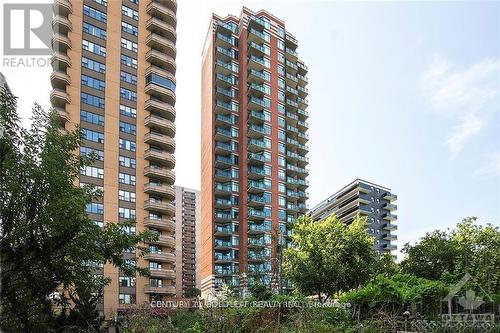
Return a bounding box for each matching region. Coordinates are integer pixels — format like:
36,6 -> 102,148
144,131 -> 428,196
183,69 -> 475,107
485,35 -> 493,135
283,214 -> 377,302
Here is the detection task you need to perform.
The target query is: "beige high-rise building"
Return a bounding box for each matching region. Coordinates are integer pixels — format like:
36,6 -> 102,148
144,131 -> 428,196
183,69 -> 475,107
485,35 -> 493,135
50,0 -> 177,317
174,186 -> 201,297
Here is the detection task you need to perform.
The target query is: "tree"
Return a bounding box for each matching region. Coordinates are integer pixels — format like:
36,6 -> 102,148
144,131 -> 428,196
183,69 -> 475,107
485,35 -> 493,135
185,287 -> 202,299
400,217 -> 500,296
283,214 -> 376,302
377,252 -> 400,277
0,90 -> 156,332
248,282 -> 273,301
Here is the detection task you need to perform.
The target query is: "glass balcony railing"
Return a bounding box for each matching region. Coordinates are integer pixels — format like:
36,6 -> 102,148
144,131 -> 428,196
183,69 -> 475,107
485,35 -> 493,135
249,110 -> 270,121
248,138 -> 269,149
248,223 -> 271,232
215,225 -> 234,234
216,86 -> 237,98
215,114 -> 237,125
249,124 -> 271,135
215,212 -> 232,220
215,183 -> 232,192
216,99 -> 239,112
249,28 -> 270,42
248,166 -> 271,176
249,55 -> 270,69
249,69 -> 271,81
248,152 -> 271,163
215,141 -> 234,152
217,33 -> 237,46
248,180 -> 272,191
215,253 -> 236,261
248,194 -> 271,204
216,73 -> 238,85
216,60 -> 239,73
215,127 -> 234,138
215,155 -> 235,165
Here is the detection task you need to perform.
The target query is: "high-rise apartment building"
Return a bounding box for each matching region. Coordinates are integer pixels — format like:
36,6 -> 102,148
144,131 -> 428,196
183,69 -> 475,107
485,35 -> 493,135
201,8 -> 309,297
50,0 -> 177,316
310,179 -> 398,255
174,186 -> 201,297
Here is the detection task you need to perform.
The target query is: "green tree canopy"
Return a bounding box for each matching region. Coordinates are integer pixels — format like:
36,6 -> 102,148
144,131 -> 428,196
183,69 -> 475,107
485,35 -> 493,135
401,217 -> 500,296
283,214 -> 376,302
0,90 -> 156,332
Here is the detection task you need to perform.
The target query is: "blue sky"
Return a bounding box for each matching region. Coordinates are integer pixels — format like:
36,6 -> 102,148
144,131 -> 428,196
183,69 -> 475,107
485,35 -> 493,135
174,1 -> 500,255
2,1 -> 499,257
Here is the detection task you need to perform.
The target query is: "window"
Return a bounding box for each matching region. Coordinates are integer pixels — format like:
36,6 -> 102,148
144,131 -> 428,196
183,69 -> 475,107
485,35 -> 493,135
82,57 -> 105,73
120,88 -> 137,101
277,52 -> 285,63
278,117 -> 285,128
119,276 -> 136,287
81,92 -> 104,108
86,203 -> 104,214
278,129 -> 285,141
121,38 -> 138,52
278,78 -> 285,89
278,169 -> 286,180
120,104 -> 137,118
277,40 -> 285,50
81,166 -> 104,179
81,74 -> 105,91
80,111 -> 104,125
120,71 -> 137,84
119,190 -> 136,202
94,220 -> 104,228
121,54 -> 137,69
119,155 -> 136,168
277,26 -> 285,38
119,293 -> 135,304
83,5 -> 107,22
93,0 -> 107,6
119,207 -> 136,219
121,21 -> 138,36
278,65 -> 285,76
119,139 -> 136,151
279,196 -> 286,207
119,173 -> 136,185
119,121 -> 136,135
146,73 -> 176,92
122,5 -> 138,20
278,103 -> 285,114
82,128 -> 104,143
80,147 -> 104,161
82,40 -> 106,56
278,156 -> 285,167
278,183 -> 286,193
83,22 -> 106,39
278,142 -> 285,153
278,209 -> 286,221
278,90 -> 285,101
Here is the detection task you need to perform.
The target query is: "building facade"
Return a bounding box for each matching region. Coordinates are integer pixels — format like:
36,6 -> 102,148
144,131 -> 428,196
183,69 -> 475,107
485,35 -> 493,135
50,0 -> 177,316
310,179 -> 398,255
174,186 -> 201,297
201,8 -> 309,297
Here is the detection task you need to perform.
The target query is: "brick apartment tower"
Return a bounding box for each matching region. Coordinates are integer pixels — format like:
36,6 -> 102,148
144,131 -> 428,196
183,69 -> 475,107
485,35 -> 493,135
201,8 -> 309,297
50,0 -> 177,316
174,186 -> 201,297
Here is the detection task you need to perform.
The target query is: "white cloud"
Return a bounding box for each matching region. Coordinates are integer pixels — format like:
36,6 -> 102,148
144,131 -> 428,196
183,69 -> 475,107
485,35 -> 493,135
422,56 -> 500,155
474,151 -> 500,177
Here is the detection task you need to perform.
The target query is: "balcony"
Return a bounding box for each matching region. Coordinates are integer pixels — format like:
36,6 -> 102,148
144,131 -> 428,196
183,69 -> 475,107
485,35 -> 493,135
248,222 -> 271,234
145,73 -> 176,105
297,85 -> 308,97
150,235 -> 176,248
383,234 -> 398,241
146,33 -> 176,58
285,73 -> 298,86
215,154 -> 235,168
248,253 -> 270,262
144,183 -> 175,199
51,52 -> 71,71
297,60 -> 308,74
248,96 -> 271,111
382,223 -> 398,231
285,60 -> 298,73
54,106 -> 70,123
384,193 -> 398,201
215,240 -> 234,250
216,46 -> 236,61
248,16 -> 268,31
248,152 -> 271,165
216,32 -> 236,48
248,124 -> 270,138
248,180 -> 271,193
50,70 -> 70,90
144,148 -> 175,168
214,212 -> 232,223
214,168 -> 233,182
143,284 -> 176,294
143,217 -> 175,232
215,268 -> 239,276
248,41 -> 267,57
248,28 -> 270,43
215,99 -> 239,115
285,33 -> 298,48
216,21 -> 238,35
144,132 -> 175,152
248,237 -> 269,248
144,250 -> 175,263
215,114 -> 237,127
50,88 -> 70,108
215,253 -> 236,262
382,244 -> 397,251
215,141 -> 234,155
54,0 -> 72,16
215,60 -> 238,75
144,166 -> 175,183
144,199 -> 175,216
248,139 -> 268,153
384,203 -> 398,211
248,166 -> 269,180
146,49 -> 176,74
214,225 -> 234,236
248,83 -> 269,97
248,56 -> 269,71
150,268 -> 176,279
52,33 -> 71,52
216,73 -> 237,87
146,17 -> 176,42
248,69 -> 269,84
145,100 -> 176,121
247,194 -> 268,207
383,213 -> 397,221
297,74 -> 308,86
146,0 -> 177,27
214,183 -> 232,195
144,115 -> 175,137
52,14 -> 72,35
215,198 -> 232,208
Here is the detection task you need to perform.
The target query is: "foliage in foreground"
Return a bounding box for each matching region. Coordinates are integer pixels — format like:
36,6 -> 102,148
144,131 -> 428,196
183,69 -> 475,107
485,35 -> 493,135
283,214 -> 376,302
0,90 -> 156,332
